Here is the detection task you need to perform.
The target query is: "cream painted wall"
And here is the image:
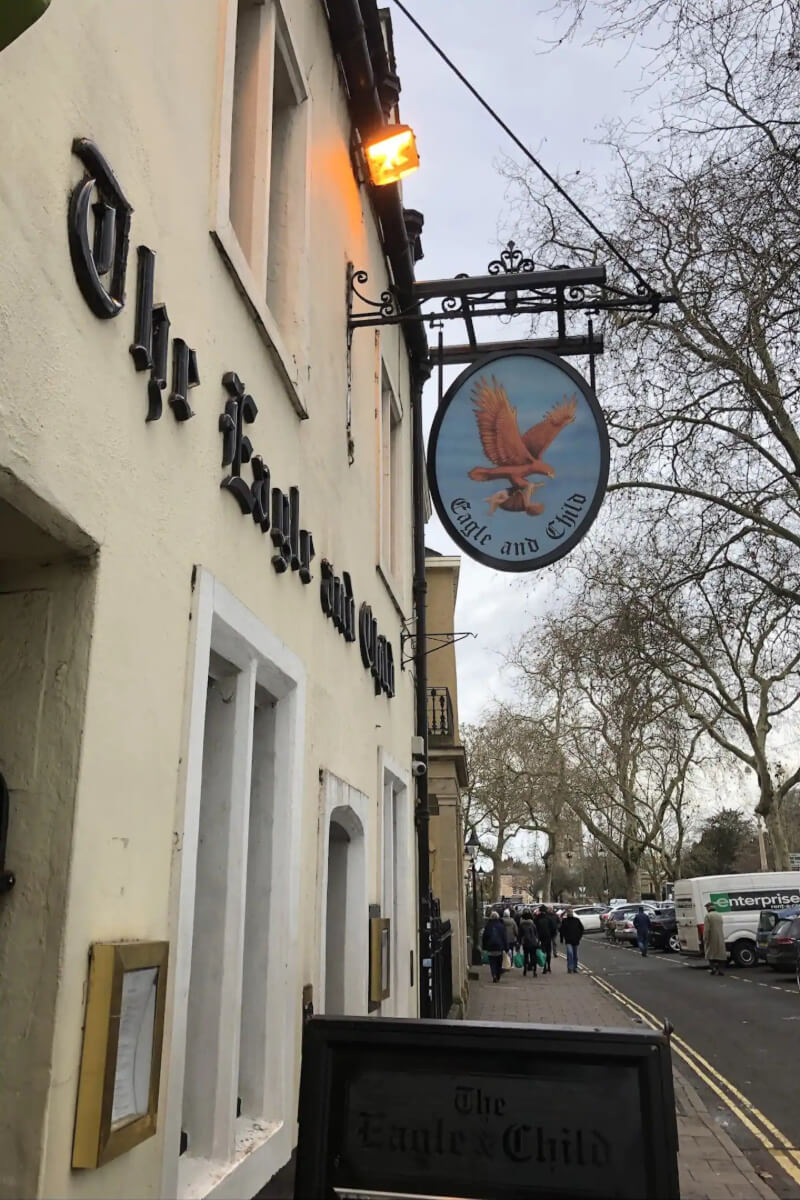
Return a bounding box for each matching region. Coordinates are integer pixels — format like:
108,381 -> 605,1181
0,1 -> 419,1196
426,558 -> 470,1012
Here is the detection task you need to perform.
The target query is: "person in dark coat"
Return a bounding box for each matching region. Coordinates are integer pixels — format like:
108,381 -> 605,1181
633,906 -> 651,957
502,909 -> 519,955
482,911 -> 508,982
534,906 -> 553,974
518,909 -> 539,977
547,906 -> 560,958
560,907 -> 585,974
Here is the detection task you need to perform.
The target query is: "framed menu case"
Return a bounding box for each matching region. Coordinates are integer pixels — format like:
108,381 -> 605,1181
72,941 -> 169,1168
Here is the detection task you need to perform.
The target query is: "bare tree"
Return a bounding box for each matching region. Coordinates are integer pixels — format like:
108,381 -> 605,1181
510,602 -> 705,898
462,717 -> 531,899
497,0 -> 800,863
502,0 -> 800,601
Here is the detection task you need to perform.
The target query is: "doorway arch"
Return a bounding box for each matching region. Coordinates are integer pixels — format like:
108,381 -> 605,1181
320,776 -> 368,1014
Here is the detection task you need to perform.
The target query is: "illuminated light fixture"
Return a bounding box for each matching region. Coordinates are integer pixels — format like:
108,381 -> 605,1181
363,124 -> 420,187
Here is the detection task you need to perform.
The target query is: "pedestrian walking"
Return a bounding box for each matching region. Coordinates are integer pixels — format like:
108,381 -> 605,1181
482,911 -> 507,982
518,909 -> 539,977
502,908 -> 518,956
633,905 -> 651,957
560,906 -> 584,974
547,906 -> 560,958
703,901 -> 727,975
534,906 -> 553,974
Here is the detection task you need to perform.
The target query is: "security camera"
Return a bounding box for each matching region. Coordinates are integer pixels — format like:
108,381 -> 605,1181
412,759 -> 427,778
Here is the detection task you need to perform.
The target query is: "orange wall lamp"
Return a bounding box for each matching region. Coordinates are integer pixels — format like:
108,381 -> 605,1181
363,124 -> 420,187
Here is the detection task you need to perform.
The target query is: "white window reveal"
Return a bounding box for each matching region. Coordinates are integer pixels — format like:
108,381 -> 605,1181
214,0 -> 310,416
162,571 -> 305,1200
379,363 -> 403,587
380,751 -> 414,1017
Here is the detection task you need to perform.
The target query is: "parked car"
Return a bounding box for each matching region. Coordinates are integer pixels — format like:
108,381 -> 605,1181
599,900 -> 628,931
569,905 -> 603,933
757,906 -> 800,961
675,871 -> 800,967
765,915 -> 800,971
608,897 -> 629,908
648,906 -> 680,953
607,903 -> 657,943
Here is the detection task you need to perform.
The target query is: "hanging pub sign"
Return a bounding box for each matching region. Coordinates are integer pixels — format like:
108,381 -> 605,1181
427,349 -> 610,572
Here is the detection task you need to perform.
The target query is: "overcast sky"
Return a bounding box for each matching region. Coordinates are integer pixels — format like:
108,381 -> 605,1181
390,0 -> 652,724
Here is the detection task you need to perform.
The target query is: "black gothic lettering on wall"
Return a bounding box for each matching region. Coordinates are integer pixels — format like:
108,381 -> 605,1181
270,488 -> 291,573
65,141 -> 394,702
219,372 -> 315,583
220,372 -> 258,513
169,338 -> 200,422
358,603 -> 396,698
69,143 -> 201,422
68,138 -> 133,319
129,246 -> 197,422
320,560 -> 356,642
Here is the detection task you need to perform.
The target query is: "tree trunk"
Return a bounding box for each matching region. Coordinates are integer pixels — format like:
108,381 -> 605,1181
542,830 -> 556,901
764,804 -> 790,869
489,850 -> 504,900
624,862 -> 641,900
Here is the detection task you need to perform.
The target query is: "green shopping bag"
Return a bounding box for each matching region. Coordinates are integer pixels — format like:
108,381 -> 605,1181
513,951 -> 524,968
481,949 -> 489,964
535,948 -> 546,968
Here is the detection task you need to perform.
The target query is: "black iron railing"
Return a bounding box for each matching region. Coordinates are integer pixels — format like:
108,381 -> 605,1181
427,686 -> 454,740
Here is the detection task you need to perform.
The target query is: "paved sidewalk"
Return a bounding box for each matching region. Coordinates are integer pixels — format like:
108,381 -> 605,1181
468,954 -> 778,1200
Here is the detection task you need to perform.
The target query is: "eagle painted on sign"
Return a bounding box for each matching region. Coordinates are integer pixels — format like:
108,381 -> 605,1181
467,376 -> 577,517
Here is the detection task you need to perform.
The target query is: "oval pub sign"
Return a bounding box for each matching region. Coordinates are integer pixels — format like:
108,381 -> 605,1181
427,349 -> 610,572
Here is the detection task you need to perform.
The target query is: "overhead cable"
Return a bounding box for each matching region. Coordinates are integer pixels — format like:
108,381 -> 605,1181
389,0 -> 655,295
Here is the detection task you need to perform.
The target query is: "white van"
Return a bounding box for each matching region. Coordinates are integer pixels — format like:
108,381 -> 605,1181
675,872 -> 800,967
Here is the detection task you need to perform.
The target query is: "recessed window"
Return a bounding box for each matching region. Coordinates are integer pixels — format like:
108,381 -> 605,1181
164,573 -> 305,1198
214,0 -> 310,415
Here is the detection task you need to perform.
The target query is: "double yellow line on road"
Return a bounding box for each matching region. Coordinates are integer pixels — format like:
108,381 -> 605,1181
581,965 -> 800,1187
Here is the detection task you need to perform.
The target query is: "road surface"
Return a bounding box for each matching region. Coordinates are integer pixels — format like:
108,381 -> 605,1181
579,934 -> 800,1197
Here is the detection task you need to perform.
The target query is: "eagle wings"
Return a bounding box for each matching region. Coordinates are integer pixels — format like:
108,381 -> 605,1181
469,375 -> 577,490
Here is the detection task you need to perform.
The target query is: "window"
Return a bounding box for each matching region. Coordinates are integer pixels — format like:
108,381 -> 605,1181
214,0 -> 310,416
162,572 -> 305,1199
379,365 -> 403,585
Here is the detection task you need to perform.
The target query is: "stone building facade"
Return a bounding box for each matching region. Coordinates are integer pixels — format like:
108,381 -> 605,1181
0,2 -> 427,1197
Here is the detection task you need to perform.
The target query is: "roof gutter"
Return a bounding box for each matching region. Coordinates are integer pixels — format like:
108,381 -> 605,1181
326,0 -> 430,383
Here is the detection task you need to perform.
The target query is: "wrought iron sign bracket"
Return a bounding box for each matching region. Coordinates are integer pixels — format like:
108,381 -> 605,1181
347,241 -> 674,366
400,624 -> 477,669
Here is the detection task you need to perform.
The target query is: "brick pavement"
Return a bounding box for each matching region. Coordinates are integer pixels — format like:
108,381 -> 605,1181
468,953 -> 779,1200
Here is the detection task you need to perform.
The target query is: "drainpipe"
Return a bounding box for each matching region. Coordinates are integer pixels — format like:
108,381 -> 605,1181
327,0 -> 432,1014
411,369 -> 432,1017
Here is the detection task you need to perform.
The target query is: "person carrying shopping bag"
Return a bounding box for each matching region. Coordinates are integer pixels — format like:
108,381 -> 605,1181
533,906 -> 553,974
518,909 -> 539,977
482,911 -> 508,982
560,907 -> 585,974
502,909 -> 518,957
